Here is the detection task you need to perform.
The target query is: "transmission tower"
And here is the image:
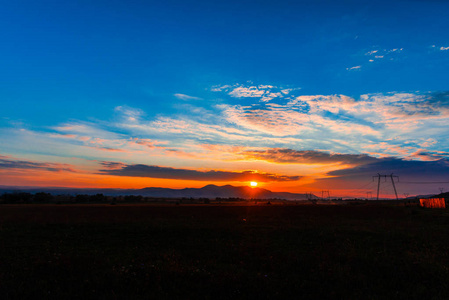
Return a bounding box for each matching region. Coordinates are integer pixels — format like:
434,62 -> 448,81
366,191 -> 373,200
321,190 -> 330,200
373,173 -> 399,200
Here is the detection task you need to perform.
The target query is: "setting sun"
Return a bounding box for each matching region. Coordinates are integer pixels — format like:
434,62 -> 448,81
250,181 -> 258,187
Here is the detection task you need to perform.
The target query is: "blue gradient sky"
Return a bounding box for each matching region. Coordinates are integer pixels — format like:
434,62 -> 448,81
1,0 -> 449,197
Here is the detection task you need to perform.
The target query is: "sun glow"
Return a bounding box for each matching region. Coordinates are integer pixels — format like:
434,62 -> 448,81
250,181 -> 258,187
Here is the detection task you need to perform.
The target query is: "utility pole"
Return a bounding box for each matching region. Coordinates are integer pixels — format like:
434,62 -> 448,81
376,173 -> 381,201
366,191 -> 373,200
391,174 -> 399,201
403,193 -> 410,207
373,174 -> 399,200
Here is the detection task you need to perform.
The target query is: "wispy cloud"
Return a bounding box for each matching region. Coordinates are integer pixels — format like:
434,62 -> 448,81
241,149 -> 378,165
440,46 -> 449,51
346,65 -> 361,71
219,96 -> 380,138
174,93 -> 203,101
53,122 -> 120,139
362,47 -> 404,65
365,47 -> 403,57
115,106 -> 145,123
213,84 -> 300,102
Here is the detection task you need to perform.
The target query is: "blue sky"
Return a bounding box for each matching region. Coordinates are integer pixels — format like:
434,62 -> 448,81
1,0 -> 449,197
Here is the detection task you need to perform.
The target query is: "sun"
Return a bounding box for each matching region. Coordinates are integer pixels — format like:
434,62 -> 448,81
250,181 -> 258,187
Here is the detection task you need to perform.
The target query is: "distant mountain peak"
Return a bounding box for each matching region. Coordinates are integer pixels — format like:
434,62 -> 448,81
203,184 -> 218,187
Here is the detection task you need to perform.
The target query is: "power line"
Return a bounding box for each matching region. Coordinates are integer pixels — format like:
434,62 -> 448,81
399,181 -> 449,184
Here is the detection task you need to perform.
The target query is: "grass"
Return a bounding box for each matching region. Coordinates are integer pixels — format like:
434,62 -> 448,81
1,204 -> 449,299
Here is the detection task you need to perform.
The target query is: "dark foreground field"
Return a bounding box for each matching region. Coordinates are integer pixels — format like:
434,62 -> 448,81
1,204 -> 449,299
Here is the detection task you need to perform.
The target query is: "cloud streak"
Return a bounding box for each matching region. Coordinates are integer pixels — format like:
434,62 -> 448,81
174,93 -> 203,101
0,155 -> 77,173
327,157 -> 449,180
99,162 -> 301,182
347,66 -> 361,71
241,149 -> 379,165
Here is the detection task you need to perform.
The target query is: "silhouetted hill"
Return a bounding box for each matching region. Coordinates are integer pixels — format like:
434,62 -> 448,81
0,184 -> 316,200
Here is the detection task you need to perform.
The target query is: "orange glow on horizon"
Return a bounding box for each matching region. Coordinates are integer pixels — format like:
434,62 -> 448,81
0,169 -> 273,190
1,167 -> 367,197
1,169 -> 398,198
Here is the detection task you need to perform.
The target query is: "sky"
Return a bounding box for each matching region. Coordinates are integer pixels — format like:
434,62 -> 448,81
1,0 -> 449,198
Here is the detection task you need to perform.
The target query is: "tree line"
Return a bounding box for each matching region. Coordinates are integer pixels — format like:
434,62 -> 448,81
0,192 -> 146,204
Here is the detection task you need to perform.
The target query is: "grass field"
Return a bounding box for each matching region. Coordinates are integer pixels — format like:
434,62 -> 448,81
1,203 -> 449,299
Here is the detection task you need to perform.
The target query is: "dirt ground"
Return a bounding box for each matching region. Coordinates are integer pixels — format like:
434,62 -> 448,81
1,204 -> 448,299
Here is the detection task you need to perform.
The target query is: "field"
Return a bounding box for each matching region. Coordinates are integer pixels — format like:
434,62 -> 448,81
1,203 -> 449,299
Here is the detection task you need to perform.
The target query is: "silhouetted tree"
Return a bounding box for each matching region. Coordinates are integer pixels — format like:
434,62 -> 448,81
75,194 -> 90,203
1,192 -> 33,203
123,195 -> 143,202
91,193 -> 106,202
34,192 -> 53,202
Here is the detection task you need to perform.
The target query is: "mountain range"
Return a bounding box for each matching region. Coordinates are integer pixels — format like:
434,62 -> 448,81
0,184 -> 317,200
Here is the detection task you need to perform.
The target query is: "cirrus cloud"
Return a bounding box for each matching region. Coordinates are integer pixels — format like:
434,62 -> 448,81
174,93 -> 203,101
